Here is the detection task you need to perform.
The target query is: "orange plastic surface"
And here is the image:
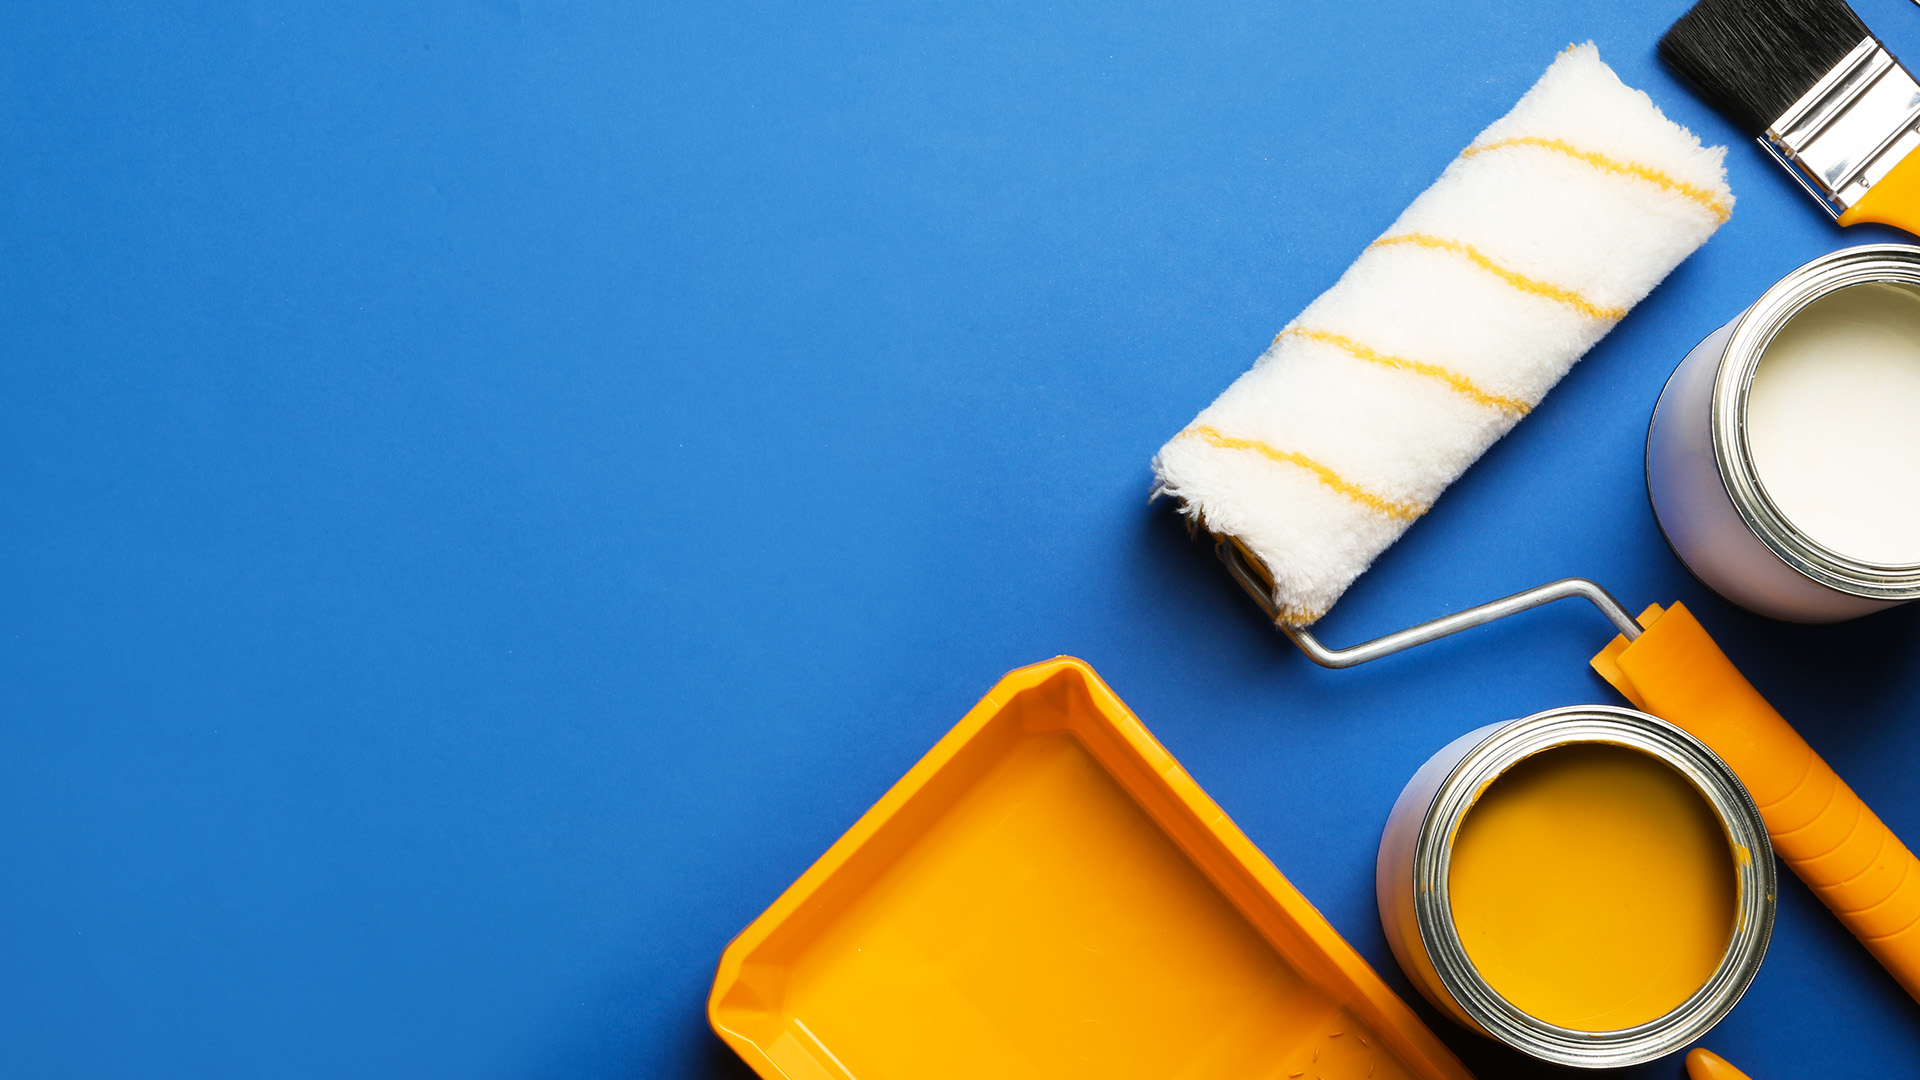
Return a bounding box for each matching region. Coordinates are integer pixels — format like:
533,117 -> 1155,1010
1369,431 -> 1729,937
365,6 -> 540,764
1593,602 -> 1920,1002
708,658 -> 1475,1080
1685,1047 -> 1755,1080
1838,147 -> 1920,236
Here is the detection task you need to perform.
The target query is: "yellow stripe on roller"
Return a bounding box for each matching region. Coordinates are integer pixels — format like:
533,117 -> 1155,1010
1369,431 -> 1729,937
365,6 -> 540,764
1460,136 -> 1732,223
1279,606 -> 1327,627
1180,424 -> 1426,522
1274,326 -> 1531,416
1219,538 -> 1328,627
1369,233 -> 1628,322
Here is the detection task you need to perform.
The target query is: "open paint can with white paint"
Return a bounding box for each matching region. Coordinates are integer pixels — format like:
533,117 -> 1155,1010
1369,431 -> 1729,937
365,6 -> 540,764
1648,245 -> 1920,621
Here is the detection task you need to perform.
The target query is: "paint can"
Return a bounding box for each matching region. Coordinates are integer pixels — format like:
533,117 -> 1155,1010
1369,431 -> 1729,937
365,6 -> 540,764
1376,705 -> 1774,1069
1647,244 -> 1920,621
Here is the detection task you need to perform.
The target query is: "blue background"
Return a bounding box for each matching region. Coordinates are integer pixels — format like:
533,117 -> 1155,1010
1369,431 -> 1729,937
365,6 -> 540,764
5,1 -> 1920,1076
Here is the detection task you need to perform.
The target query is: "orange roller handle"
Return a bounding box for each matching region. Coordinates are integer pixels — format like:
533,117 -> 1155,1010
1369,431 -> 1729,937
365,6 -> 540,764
1592,601 -> 1920,1002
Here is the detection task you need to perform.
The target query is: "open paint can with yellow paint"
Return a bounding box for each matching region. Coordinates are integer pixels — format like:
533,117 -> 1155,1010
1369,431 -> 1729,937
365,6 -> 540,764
1376,706 -> 1774,1068
1649,244 -> 1920,621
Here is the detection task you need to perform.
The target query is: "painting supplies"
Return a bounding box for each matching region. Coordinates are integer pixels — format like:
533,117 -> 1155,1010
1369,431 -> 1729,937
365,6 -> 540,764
709,659 -> 1474,1080
1144,27 -> 1920,1035
1152,43 -> 1732,644
1686,1047 -> 1757,1080
1378,707 -> 1772,1067
1649,245 -> 1920,621
1660,0 -> 1920,236
1593,603 -> 1920,1004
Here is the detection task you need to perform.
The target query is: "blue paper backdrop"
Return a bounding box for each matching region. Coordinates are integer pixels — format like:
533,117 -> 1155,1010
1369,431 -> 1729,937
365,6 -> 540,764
6,1 -> 1920,1076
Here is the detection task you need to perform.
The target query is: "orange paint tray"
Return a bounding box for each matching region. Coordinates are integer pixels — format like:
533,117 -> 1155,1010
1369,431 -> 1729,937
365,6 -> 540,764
708,657 -> 1474,1080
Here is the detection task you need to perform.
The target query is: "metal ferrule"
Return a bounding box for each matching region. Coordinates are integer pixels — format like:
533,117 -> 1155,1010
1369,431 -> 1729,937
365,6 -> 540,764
1763,37 -> 1920,218
1377,707 -> 1776,1069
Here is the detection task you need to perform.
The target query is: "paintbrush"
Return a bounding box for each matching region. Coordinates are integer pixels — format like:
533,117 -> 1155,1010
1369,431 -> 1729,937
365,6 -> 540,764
1661,0 -> 1920,234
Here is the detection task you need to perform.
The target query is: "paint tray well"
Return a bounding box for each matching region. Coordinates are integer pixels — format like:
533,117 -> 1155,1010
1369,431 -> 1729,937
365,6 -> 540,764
709,658 -> 1472,1080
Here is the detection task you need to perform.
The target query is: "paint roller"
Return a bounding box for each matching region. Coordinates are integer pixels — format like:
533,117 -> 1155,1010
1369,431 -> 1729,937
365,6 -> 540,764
1154,45 -> 1920,1004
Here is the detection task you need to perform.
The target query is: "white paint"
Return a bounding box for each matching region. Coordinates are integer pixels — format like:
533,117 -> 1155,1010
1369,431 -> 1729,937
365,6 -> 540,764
1648,321 -> 1894,622
1746,282 -> 1920,566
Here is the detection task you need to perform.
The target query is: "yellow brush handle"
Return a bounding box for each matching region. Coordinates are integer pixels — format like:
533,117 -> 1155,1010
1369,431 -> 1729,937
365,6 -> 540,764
1838,146 -> 1920,236
1592,602 -> 1920,1002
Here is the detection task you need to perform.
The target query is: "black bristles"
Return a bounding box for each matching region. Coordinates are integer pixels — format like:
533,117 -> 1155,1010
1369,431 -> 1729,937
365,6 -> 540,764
1659,0 -> 1871,134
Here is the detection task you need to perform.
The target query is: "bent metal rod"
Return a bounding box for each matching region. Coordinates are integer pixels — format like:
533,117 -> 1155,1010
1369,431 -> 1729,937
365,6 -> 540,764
1217,539 -> 1643,670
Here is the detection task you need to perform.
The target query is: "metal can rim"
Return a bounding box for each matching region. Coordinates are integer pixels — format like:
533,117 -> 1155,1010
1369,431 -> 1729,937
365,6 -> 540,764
1410,705 -> 1776,1069
1712,243 -> 1920,598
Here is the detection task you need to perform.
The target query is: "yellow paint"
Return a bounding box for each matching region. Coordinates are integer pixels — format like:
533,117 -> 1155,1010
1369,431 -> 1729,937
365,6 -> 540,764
1370,233 -> 1629,321
1460,137 -> 1732,222
1276,327 -> 1532,416
1594,602 -> 1920,1003
709,659 -> 1477,1080
1448,743 -> 1736,1031
1179,425 -> 1427,522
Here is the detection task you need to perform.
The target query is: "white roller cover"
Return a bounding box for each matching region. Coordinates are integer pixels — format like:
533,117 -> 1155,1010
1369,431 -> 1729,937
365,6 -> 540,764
1152,44 -> 1732,625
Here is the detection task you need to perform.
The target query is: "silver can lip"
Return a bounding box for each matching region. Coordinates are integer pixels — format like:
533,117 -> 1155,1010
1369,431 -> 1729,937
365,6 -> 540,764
1411,706 -> 1775,1069
1713,244 -> 1920,599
